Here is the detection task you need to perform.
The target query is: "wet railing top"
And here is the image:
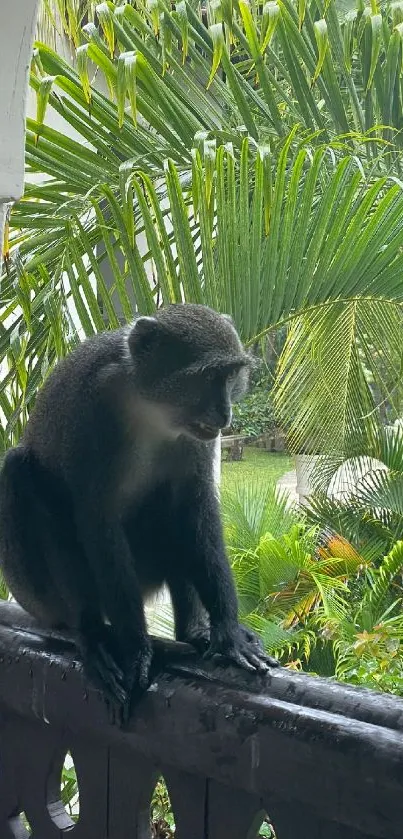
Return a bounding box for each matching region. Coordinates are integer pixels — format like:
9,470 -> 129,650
0,600 -> 402,839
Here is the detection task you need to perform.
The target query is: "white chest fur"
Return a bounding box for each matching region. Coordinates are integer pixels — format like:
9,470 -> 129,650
118,433 -> 165,508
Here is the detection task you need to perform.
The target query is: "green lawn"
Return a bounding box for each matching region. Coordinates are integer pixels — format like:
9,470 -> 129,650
221,446 -> 293,493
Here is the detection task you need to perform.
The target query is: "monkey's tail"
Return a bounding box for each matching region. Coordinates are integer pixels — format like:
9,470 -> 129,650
0,445 -> 33,501
0,446 -> 44,548
0,445 -> 67,512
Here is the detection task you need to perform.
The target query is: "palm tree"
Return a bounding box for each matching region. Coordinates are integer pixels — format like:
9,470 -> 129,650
2,0 -> 403,457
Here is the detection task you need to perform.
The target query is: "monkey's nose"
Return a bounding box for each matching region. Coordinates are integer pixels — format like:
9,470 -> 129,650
217,406 -> 232,429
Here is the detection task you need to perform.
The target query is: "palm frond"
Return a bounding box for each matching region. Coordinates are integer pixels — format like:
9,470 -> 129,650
222,479 -> 299,555
305,425 -> 403,554
361,540 -> 403,623
4,0 -> 403,464
274,300 -> 403,458
354,470 -> 403,520
244,612 -> 305,657
4,133 -> 403,445
33,0 -> 403,157
307,493 -> 392,558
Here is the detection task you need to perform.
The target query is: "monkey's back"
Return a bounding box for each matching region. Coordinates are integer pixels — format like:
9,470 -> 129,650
22,329 -> 128,477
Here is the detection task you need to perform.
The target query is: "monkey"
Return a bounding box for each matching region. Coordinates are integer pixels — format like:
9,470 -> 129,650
0,304 -> 278,711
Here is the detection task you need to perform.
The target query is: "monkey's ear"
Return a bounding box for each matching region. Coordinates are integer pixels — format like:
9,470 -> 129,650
128,316 -> 159,355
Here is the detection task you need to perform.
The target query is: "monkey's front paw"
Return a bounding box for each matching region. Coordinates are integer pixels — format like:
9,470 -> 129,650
80,639 -> 127,708
204,624 -> 279,672
238,624 -> 279,668
119,637 -> 154,726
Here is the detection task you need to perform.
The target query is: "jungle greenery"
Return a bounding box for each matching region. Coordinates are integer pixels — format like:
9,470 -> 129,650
5,1 -> 403,832
2,0 -> 403,464
2,0 -> 403,696
223,446 -> 403,695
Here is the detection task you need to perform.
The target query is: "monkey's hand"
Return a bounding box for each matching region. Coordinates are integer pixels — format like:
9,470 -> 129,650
238,624 -> 279,668
204,623 -> 279,672
118,635 -> 153,726
78,631 -> 127,708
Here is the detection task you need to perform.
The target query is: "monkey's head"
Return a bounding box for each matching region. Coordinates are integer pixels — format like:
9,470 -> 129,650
127,304 -> 251,441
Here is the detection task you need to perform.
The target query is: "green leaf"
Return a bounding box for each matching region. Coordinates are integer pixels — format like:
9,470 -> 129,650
207,23 -> 224,88
366,14 -> 383,91
313,19 -> 329,84
96,1 -> 115,56
76,45 -> 91,104
36,75 -> 56,127
261,2 -> 280,52
175,1 -> 189,63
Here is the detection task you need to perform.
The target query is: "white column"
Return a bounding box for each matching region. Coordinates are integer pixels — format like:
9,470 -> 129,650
0,0 -> 40,272
212,433 -> 222,496
0,204 -> 8,266
294,454 -> 319,506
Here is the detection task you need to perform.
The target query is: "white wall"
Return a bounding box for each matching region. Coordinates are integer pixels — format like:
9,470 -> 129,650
0,0 -> 40,272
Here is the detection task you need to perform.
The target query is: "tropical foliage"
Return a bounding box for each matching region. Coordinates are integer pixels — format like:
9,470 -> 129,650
2,0 -> 403,686
2,0 -> 403,457
331,540 -> 403,692
231,332 -> 285,438
3,3 -> 403,830
223,477 -> 403,692
306,423 -> 403,556
230,372 -> 276,438
274,300 -> 403,457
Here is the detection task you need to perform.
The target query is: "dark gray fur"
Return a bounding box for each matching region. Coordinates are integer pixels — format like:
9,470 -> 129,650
0,304 -> 277,712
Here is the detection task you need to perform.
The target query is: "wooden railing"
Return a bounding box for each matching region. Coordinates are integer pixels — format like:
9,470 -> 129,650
0,601 -> 402,838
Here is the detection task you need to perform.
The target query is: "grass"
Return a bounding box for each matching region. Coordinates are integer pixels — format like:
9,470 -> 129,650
221,446 -> 294,493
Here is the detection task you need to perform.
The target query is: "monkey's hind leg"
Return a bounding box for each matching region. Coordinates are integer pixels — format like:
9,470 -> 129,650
0,447 -> 68,626
169,578 -> 211,653
0,447 -> 126,707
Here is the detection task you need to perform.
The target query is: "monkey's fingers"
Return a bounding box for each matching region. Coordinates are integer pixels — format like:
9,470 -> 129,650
124,641 -> 153,692
228,649 -> 258,671
94,660 -> 127,707
96,644 -> 125,685
138,651 -> 153,689
241,650 -> 270,671
219,649 -> 256,671
203,644 -> 256,672
249,647 -> 280,668
239,625 -> 280,668
204,640 -> 279,673
88,665 -> 127,707
82,645 -> 127,707
237,644 -> 280,671
260,652 -> 280,667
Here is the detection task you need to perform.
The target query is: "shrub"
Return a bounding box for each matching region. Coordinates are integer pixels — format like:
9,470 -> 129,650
231,376 -> 276,439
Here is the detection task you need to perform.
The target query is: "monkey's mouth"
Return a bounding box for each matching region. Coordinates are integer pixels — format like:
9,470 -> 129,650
189,421 -> 220,441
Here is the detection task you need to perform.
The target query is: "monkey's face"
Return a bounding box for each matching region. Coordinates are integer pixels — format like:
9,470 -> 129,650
171,363 -> 250,441
127,305 -> 251,441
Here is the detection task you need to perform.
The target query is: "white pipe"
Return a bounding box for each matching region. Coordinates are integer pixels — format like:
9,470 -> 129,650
212,433 -> 222,497
0,0 -> 40,272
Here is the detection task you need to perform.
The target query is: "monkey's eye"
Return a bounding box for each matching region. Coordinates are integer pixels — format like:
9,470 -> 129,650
198,368 -> 218,386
